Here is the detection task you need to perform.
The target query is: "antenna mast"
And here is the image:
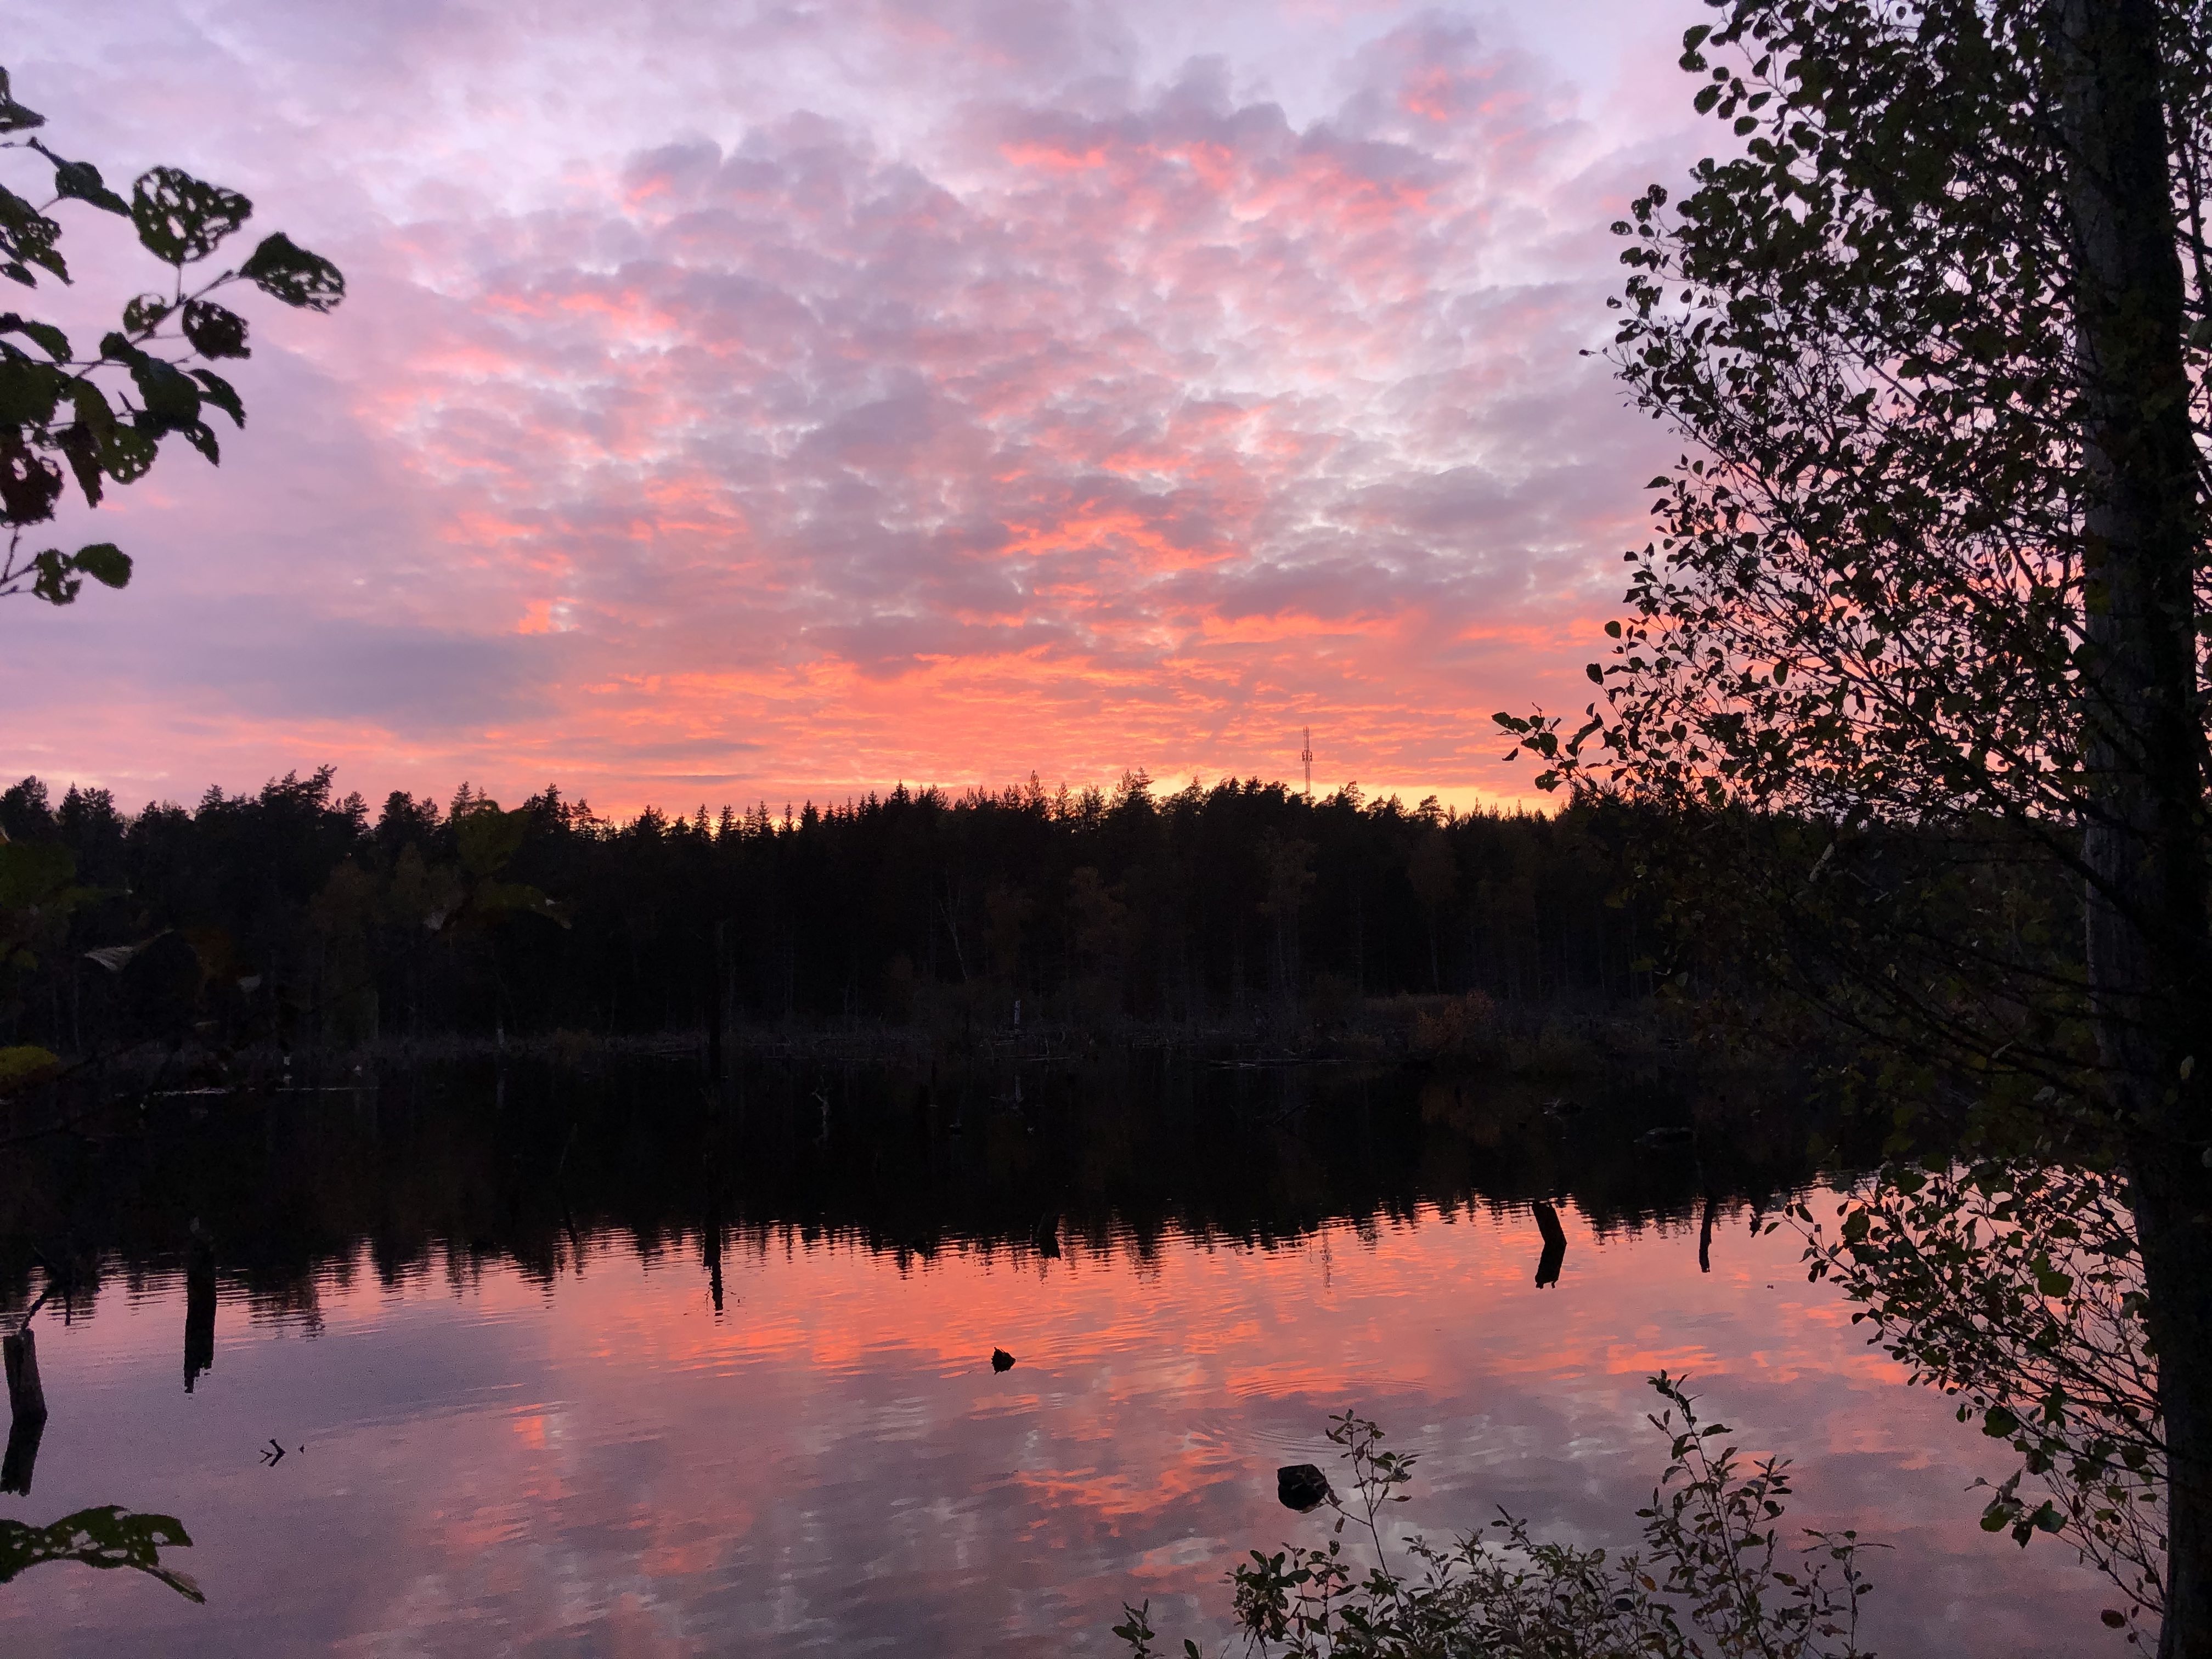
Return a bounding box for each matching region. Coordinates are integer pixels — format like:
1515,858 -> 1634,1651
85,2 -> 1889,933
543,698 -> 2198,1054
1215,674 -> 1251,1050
1301,726 -> 1314,798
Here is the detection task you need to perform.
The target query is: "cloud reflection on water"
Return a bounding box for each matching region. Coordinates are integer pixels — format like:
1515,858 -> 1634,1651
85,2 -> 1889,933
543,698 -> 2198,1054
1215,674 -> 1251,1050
0,1196 -> 2117,1657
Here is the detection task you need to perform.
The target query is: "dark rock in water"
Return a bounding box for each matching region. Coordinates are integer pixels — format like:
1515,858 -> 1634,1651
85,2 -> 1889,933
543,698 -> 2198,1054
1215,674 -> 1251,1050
991,1347 -> 1015,1372
1277,1463 -> 1332,1513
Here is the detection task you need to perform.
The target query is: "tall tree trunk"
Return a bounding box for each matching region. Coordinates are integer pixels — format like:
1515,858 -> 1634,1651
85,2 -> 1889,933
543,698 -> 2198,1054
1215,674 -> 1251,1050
2057,5 -> 2212,1651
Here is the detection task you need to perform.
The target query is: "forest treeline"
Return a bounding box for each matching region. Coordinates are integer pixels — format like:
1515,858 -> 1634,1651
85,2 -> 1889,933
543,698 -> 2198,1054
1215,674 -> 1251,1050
0,768 -> 1664,1054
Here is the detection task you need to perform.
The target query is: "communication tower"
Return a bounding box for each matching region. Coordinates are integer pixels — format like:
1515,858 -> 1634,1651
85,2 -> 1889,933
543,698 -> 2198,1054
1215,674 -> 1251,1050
1301,726 -> 1314,798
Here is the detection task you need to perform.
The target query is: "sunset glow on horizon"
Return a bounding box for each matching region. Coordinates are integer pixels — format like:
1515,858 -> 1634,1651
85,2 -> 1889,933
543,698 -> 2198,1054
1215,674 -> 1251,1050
7,0 -> 1713,819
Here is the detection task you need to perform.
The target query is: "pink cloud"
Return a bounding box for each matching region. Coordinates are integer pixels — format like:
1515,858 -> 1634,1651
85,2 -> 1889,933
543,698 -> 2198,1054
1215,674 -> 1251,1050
3,0 -> 1713,814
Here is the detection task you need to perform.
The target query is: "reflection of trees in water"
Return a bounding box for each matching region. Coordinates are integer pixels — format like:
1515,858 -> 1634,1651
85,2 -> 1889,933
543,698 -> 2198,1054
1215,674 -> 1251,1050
0,1054 -> 1874,1327
0,1054 -> 1874,1629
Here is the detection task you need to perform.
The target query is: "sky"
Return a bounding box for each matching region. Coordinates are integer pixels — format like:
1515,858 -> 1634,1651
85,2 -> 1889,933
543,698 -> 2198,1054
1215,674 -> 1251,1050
5,0 -> 1716,820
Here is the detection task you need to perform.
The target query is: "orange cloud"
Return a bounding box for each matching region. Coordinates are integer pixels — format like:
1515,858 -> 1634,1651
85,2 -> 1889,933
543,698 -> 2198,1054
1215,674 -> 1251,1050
7,4 -> 1693,821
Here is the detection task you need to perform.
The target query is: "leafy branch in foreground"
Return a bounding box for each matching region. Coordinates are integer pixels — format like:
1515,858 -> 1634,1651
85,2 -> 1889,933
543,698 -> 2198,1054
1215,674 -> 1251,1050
1491,4 -> 2212,1644
0,61 -> 343,603
1790,1158 -> 2163,1640
1114,1375 -> 1875,1658
0,1504 -> 202,1602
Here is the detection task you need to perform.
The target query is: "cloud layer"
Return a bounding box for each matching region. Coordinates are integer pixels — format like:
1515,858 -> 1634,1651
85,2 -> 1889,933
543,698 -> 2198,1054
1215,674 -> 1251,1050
6,1 -> 1710,813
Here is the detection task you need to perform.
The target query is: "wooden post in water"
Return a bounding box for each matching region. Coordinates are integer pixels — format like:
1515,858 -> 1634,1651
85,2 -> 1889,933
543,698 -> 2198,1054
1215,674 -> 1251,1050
5,1316 -> 48,1492
185,1224 -> 217,1392
0,1405 -> 41,1495
4,1323 -> 45,1423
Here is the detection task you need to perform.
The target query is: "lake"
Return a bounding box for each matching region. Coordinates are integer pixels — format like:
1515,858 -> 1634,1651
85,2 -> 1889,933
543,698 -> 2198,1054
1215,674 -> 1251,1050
0,1055 -> 2120,1654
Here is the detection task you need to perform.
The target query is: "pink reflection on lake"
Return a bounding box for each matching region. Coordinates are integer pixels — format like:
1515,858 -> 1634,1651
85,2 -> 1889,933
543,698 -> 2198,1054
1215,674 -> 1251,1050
0,1194 -> 2117,1656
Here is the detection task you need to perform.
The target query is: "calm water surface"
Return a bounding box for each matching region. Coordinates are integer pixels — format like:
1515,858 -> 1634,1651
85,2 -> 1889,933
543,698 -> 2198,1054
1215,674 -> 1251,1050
0,1060 -> 2121,1655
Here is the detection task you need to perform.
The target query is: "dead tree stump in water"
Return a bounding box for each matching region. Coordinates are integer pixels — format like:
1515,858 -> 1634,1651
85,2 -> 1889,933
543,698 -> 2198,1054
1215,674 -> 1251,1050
185,1228 -> 217,1392
1531,1201 -> 1567,1289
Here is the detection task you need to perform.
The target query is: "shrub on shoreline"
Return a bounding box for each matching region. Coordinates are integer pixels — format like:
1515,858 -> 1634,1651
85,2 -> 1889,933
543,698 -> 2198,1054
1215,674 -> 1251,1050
1116,1375 -> 1875,1659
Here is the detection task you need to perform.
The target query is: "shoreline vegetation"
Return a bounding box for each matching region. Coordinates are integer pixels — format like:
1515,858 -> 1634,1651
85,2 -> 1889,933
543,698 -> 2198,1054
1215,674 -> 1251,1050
120,993 -> 1709,1070
1118,1383 -> 1875,1659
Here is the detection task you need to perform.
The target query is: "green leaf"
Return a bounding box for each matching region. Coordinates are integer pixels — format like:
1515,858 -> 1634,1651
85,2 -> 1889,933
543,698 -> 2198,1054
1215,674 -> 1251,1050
239,232 -> 345,311
68,377 -> 115,433
96,419 -> 157,483
456,805 -> 532,878
122,292 -> 171,334
34,144 -> 129,217
179,299 -> 249,359
1694,83 -> 1722,115
131,166 -> 252,264
29,546 -> 78,603
0,432 -> 65,525
0,1506 -> 202,1602
1982,1406 -> 2019,1438
475,879 -> 568,927
0,1045 -> 60,1092
57,423 -> 101,506
71,541 -> 131,589
129,355 -> 202,431
190,368 -> 244,426
0,185 -> 65,283
0,312 -> 69,360
0,353 -> 63,425
0,69 -> 46,134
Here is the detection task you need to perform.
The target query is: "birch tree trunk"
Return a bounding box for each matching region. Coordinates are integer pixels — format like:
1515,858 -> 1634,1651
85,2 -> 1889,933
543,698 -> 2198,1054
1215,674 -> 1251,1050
2057,5 -> 2212,1650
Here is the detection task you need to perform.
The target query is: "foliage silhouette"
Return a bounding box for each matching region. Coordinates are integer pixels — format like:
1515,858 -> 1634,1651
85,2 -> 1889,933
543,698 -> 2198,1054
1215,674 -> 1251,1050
0,1505 -> 201,1602
1115,1376 -> 1874,1658
0,770 -> 1673,1055
0,60 -> 343,603
1493,3 -> 2212,1645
